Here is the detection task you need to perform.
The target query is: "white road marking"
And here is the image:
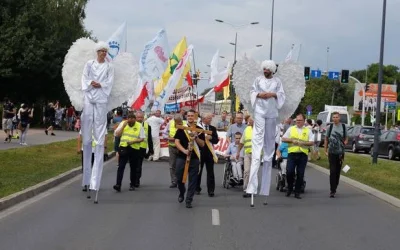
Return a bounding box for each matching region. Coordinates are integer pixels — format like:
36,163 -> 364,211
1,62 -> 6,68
211,209 -> 220,226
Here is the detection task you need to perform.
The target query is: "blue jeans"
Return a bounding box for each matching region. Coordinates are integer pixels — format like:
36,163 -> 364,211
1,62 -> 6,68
287,153 -> 308,193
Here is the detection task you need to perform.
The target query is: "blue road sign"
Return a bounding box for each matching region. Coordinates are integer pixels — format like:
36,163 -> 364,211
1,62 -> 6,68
307,110 -> 312,116
306,105 -> 312,111
311,70 -> 321,78
328,71 -> 340,80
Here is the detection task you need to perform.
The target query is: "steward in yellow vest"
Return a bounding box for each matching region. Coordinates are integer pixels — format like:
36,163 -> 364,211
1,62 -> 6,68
113,112 -> 145,192
237,116 -> 254,198
134,111 -> 154,188
164,114 -> 186,188
281,114 -> 314,199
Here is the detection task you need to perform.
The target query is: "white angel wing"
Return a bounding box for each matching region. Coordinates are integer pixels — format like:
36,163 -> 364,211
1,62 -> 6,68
108,52 -> 139,110
62,38 -> 96,111
232,56 -> 260,116
275,61 -> 306,119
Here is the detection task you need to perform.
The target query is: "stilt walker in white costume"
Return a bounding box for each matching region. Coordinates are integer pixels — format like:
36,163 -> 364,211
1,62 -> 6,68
81,41 -> 114,203
232,56 -> 306,207
62,37 -> 139,204
247,60 -> 285,206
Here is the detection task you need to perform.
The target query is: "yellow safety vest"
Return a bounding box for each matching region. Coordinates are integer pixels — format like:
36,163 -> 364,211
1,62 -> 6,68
288,126 -> 309,155
119,122 -> 142,150
243,126 -> 252,154
139,122 -> 149,149
168,120 -> 186,147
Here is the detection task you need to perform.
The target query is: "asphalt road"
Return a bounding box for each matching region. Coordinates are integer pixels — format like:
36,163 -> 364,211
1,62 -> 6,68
0,159 -> 399,250
0,129 -> 78,150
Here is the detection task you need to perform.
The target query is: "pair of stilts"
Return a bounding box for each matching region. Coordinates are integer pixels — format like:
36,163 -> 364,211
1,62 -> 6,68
84,187 -> 99,204
250,194 -> 268,207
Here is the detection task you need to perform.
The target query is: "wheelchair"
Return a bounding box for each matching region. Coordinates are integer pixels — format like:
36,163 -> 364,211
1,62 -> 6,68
222,158 -> 243,189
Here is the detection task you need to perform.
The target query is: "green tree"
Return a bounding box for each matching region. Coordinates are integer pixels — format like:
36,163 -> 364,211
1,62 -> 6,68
0,0 -> 90,104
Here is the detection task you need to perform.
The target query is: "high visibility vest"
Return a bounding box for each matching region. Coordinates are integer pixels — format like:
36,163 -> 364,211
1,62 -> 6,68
243,126 -> 253,154
119,122 -> 142,150
288,126 -> 309,155
139,122 -> 149,149
168,120 -> 186,147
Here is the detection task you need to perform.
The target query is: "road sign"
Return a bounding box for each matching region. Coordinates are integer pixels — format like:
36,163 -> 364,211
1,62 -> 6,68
328,71 -> 340,80
307,110 -> 312,116
385,102 -> 397,111
306,105 -> 312,111
311,70 -> 321,78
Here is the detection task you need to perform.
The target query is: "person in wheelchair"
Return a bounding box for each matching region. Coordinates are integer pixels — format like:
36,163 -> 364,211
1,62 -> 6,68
225,132 -> 244,184
275,141 -> 288,192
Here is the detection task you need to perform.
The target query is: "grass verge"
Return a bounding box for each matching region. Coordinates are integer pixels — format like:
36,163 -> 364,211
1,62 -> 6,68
310,149 -> 400,199
0,134 -> 115,199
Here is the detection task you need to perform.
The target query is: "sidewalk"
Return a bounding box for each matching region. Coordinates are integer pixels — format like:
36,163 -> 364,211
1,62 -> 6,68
0,129 -> 78,150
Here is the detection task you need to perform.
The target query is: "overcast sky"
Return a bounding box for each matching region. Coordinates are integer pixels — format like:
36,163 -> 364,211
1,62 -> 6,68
84,0 -> 400,92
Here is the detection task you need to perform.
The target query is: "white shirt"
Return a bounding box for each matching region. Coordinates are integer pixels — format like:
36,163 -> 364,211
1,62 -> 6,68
146,116 -> 164,138
82,60 -> 114,104
250,76 -> 285,118
282,126 -> 314,142
114,121 -> 145,139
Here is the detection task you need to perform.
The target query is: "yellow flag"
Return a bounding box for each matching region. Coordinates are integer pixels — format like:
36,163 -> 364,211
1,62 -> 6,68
235,95 -> 240,112
223,78 -> 230,100
154,37 -> 191,96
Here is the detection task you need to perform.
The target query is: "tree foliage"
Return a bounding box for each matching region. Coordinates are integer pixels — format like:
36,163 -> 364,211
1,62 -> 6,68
0,0 -> 91,104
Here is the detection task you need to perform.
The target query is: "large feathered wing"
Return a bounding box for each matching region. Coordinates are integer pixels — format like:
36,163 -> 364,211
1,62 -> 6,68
232,56 -> 260,117
62,38 -> 96,111
108,53 -> 139,110
275,61 -> 306,119
63,38 -> 139,111
232,57 -> 306,119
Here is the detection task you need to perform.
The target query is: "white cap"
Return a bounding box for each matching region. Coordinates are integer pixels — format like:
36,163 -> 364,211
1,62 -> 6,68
94,41 -> 109,52
261,60 -> 276,72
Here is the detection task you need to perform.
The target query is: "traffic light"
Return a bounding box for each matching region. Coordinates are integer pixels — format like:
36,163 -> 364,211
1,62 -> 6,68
365,83 -> 370,92
304,67 -> 310,80
341,69 -> 349,83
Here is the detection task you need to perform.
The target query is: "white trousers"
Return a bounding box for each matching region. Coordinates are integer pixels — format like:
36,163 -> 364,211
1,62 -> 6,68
81,101 -> 107,190
152,136 -> 161,160
231,161 -> 243,179
246,117 -> 276,196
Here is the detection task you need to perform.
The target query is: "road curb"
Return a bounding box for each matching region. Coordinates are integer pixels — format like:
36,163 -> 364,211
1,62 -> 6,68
307,162 -> 400,209
0,151 -> 116,212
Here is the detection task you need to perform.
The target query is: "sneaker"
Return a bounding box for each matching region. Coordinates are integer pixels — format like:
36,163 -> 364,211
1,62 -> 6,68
169,183 -> 177,188
330,192 -> 335,198
51,133 -> 56,136
129,185 -> 135,191
4,138 -> 8,143
45,130 -> 48,135
22,142 -> 28,146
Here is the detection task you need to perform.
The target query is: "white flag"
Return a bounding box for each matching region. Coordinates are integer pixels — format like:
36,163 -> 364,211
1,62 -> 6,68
106,22 -> 127,61
139,29 -> 170,81
209,50 -> 219,85
152,45 -> 194,112
285,47 -> 293,62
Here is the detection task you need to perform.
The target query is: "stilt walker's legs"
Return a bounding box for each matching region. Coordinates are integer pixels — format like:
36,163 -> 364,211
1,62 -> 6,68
251,194 -> 254,208
87,190 -> 91,199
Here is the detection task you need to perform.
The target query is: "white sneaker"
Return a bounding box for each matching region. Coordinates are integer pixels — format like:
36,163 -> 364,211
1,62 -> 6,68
22,143 -> 28,146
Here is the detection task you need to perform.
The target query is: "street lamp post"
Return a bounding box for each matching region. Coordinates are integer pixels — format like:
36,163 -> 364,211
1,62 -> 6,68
372,0 -> 387,164
270,0 -> 275,59
215,19 -> 259,116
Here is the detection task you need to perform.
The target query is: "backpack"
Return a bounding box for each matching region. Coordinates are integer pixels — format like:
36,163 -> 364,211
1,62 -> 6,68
327,123 -> 346,154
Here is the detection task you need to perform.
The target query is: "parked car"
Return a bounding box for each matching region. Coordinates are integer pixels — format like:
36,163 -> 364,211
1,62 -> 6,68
345,125 -> 375,153
370,130 -> 400,160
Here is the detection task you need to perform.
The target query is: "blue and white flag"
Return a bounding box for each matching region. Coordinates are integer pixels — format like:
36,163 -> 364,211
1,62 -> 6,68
106,22 -> 127,61
139,29 -> 170,81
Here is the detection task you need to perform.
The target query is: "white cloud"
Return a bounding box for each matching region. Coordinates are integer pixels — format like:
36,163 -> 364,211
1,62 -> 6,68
84,0 -> 400,93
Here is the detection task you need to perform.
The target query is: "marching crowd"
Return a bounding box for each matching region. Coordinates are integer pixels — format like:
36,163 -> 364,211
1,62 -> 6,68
101,107 -> 348,208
